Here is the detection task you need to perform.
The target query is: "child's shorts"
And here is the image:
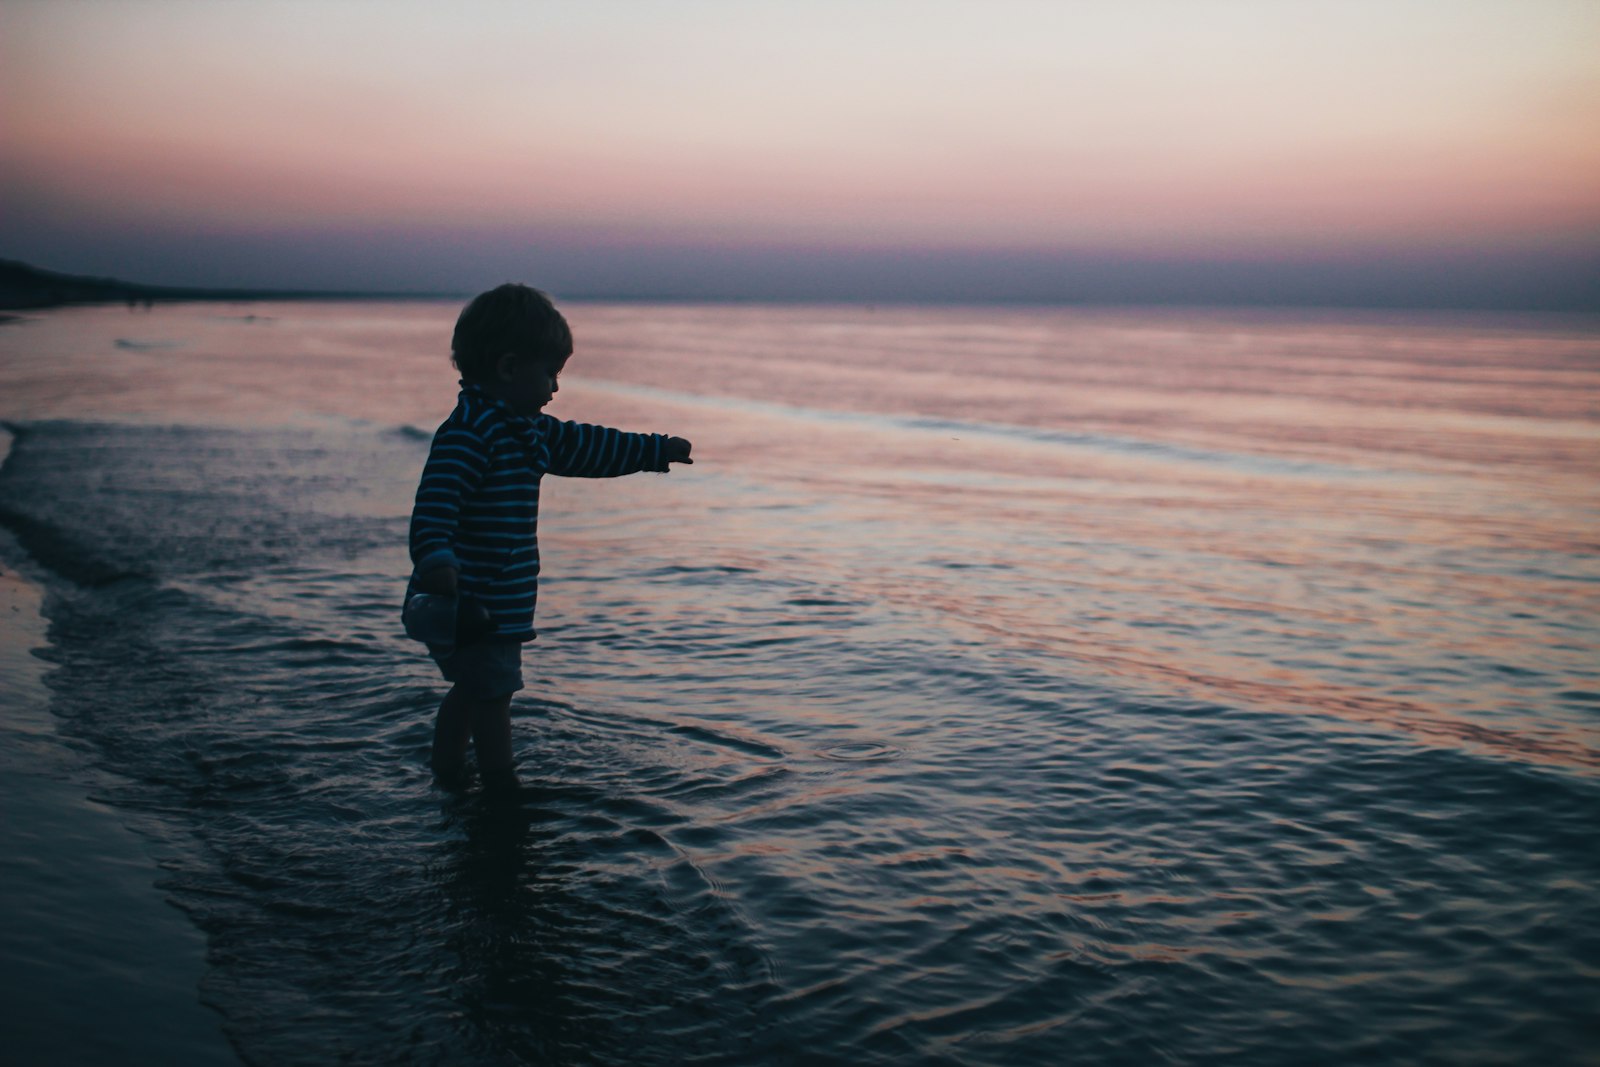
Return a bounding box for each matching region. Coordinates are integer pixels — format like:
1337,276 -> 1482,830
430,640 -> 525,699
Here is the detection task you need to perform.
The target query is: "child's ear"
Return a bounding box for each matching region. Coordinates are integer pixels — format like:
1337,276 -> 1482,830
494,352 -> 518,383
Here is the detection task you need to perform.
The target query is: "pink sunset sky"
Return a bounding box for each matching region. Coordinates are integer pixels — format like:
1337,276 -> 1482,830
3,0 -> 1597,307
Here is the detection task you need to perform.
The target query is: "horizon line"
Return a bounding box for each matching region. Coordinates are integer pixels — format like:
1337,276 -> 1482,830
4,257 -> 1597,318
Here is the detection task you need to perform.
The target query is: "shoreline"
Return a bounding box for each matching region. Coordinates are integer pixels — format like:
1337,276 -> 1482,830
0,434 -> 238,1065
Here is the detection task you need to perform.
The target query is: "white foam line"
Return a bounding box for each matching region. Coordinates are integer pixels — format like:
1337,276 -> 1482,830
578,378 -> 1390,481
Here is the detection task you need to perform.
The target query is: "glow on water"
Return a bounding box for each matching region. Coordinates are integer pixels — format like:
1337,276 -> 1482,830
0,301 -> 1596,1064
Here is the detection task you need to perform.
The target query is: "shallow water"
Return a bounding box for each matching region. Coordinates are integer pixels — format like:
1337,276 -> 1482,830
0,535 -> 233,1066
0,302 -> 1596,1064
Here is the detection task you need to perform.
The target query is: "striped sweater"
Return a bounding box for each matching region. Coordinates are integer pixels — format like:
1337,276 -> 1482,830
408,382 -> 672,640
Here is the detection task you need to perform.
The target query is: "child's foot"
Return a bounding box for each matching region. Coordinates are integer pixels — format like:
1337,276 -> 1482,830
481,765 -> 521,798
431,759 -> 471,793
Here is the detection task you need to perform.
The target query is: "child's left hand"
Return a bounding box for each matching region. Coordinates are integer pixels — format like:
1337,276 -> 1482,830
667,436 -> 694,465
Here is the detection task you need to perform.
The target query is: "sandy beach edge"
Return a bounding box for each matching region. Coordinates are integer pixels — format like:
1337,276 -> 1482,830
0,428 -> 239,1066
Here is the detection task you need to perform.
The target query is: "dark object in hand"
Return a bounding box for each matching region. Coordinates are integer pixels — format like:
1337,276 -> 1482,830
403,592 -> 496,647
457,594 -> 495,643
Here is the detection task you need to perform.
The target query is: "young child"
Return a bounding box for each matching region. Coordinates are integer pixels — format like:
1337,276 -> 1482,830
405,283 -> 692,793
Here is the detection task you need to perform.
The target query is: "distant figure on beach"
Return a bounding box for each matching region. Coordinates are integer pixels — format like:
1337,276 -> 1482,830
404,284 -> 693,793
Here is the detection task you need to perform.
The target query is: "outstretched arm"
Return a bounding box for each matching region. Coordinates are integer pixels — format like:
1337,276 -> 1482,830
540,416 -> 693,477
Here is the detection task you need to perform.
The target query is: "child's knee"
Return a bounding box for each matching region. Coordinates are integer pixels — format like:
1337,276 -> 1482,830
468,692 -> 512,717
434,640 -> 524,699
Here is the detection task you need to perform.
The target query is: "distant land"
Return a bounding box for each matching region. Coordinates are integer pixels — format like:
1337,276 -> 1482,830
0,259 -> 453,312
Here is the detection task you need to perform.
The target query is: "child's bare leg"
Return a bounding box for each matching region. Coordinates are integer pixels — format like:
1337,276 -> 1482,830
470,695 -> 519,793
431,684 -> 475,776
432,687 -> 517,791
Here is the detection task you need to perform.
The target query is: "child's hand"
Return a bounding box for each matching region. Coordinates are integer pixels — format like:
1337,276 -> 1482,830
415,565 -> 459,597
667,436 -> 694,465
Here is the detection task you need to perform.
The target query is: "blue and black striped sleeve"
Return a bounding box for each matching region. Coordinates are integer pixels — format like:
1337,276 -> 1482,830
539,416 -> 669,478
409,420 -> 490,573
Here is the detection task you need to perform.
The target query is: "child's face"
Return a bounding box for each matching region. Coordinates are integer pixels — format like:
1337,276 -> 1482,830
496,352 -> 568,415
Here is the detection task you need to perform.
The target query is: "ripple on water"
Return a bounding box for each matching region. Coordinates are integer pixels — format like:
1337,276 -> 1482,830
816,740 -> 904,763
1,329 -> 1597,1067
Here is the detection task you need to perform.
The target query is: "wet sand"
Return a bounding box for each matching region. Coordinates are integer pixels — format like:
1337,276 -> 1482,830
0,532 -> 237,1064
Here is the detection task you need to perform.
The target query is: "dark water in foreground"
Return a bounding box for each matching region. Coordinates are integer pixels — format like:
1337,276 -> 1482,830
0,303 -> 1596,1065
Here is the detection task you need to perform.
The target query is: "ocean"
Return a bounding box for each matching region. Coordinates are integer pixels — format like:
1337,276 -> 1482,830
0,300 -> 1595,1065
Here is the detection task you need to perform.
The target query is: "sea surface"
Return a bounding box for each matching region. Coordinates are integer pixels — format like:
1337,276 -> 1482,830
0,301 -> 1596,1065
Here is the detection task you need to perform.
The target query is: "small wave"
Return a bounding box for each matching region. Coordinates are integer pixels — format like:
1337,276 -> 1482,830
665,721 -> 787,761
0,505 -> 152,587
113,338 -> 184,351
642,563 -> 759,578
